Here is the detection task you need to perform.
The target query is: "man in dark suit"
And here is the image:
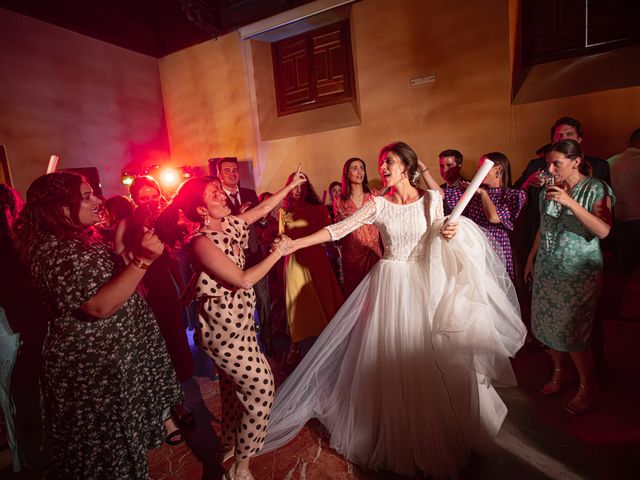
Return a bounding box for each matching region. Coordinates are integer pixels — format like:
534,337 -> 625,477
217,158 -> 274,357
514,116 -> 610,256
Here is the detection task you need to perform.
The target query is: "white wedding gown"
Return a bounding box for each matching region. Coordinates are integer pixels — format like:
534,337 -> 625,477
261,191 -> 526,479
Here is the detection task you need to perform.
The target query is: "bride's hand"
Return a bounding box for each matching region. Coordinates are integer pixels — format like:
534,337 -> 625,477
440,221 -> 458,241
272,235 -> 297,256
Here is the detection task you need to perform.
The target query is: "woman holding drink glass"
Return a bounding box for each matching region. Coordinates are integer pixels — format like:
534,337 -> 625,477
525,140 -> 614,415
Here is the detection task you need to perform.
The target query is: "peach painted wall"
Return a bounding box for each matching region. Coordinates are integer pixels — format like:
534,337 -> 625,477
0,8 -> 170,197
159,0 -> 640,195
158,34 -> 257,180
3,0 -> 639,198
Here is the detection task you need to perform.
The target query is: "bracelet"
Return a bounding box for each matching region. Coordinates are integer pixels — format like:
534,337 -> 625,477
131,257 -> 150,270
420,168 -> 428,173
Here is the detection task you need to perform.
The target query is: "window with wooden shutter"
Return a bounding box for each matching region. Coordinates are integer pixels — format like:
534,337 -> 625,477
522,0 -> 640,66
272,19 -> 355,116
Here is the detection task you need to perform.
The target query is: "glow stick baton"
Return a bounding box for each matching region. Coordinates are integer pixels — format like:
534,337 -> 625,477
46,154 -> 59,174
448,159 -> 494,223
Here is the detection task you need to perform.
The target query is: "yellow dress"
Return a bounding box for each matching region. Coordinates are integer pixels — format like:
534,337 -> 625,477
279,205 -> 344,343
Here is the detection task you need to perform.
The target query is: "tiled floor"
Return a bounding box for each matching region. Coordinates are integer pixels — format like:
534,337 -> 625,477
147,313 -> 640,480
3,282 -> 639,479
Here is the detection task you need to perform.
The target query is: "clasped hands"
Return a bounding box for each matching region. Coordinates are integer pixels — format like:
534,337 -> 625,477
271,234 -> 296,256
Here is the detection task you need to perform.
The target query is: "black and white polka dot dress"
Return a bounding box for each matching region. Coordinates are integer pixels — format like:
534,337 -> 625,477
185,216 -> 274,459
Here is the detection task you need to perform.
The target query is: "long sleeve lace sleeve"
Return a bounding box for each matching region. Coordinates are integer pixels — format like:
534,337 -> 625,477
325,198 -> 378,241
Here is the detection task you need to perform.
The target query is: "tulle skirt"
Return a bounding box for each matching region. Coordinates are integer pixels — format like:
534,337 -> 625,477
261,218 -> 526,478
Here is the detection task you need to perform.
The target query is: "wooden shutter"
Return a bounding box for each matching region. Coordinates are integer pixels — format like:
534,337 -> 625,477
272,19 -> 355,116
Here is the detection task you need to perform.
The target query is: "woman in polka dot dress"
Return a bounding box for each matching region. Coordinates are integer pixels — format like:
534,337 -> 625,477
156,171 -> 305,480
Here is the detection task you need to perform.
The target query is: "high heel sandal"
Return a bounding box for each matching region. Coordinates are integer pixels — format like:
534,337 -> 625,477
564,384 -> 595,415
219,447 -> 234,464
540,367 -> 570,396
225,463 -> 256,480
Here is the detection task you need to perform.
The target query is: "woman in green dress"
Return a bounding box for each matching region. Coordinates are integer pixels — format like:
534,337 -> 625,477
525,139 -> 614,415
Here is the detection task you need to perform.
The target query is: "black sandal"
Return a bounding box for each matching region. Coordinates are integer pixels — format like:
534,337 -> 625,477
165,428 -> 184,446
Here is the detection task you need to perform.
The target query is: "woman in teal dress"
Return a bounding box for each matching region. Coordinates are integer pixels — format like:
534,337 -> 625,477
525,140 -> 614,415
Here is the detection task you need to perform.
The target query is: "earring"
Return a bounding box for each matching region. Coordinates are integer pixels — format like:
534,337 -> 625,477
202,213 -> 210,226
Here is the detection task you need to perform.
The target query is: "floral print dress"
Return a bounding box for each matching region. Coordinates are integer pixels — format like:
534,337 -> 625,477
532,178 -> 615,351
30,236 -> 182,480
444,186 -> 525,281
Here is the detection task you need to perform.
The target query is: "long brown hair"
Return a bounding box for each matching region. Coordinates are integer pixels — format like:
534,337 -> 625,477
14,172 -> 96,263
482,152 -> 513,187
340,157 -> 372,201
282,172 -> 321,211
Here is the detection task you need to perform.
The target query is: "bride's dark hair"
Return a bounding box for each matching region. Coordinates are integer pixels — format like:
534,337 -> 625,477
378,142 -> 420,186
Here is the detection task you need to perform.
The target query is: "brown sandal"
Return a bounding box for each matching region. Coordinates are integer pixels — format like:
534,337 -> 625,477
565,384 -> 595,415
540,368 -> 570,396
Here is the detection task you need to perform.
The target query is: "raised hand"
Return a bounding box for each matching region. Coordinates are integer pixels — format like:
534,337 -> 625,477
136,227 -> 164,264
289,165 -> 307,188
544,185 -> 573,207
522,170 -> 546,190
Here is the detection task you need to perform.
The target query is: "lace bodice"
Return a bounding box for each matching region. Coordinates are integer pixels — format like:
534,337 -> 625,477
326,191 -> 444,262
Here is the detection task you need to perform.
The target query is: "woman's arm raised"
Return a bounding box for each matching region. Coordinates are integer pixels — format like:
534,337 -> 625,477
237,171 -> 307,226
417,159 -> 444,197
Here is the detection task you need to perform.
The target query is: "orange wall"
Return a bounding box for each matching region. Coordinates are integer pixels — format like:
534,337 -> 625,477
158,34 -> 257,175
0,8 -> 170,197
159,0 -> 640,195
3,1 -> 640,198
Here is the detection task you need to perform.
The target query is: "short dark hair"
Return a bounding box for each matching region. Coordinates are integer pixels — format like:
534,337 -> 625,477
629,128 -> 640,147
104,195 -> 135,224
438,149 -> 463,166
216,157 -> 239,174
550,117 -> 584,140
536,143 -> 552,157
548,139 -> 591,176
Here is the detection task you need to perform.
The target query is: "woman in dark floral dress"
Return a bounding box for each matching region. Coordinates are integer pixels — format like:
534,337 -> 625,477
14,172 -> 182,480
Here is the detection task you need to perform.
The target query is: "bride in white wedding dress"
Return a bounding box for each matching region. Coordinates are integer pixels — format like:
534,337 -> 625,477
261,142 -> 527,479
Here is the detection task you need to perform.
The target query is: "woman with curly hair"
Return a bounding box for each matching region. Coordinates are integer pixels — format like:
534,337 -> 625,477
279,173 -> 344,361
13,172 -> 182,479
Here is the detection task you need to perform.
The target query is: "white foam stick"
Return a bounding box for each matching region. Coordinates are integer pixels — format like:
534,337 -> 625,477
448,159 -> 494,223
46,154 -> 60,174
